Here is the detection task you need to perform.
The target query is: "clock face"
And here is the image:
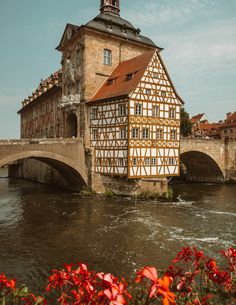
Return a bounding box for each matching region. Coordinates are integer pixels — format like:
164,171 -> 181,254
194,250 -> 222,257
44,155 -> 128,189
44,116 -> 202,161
67,28 -> 72,39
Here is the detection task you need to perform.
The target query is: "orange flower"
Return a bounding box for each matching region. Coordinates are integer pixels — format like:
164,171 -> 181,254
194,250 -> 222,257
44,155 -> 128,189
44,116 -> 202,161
157,276 -> 176,305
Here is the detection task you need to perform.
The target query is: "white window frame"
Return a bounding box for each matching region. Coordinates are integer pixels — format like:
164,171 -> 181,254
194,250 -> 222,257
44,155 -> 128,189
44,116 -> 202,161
151,157 -> 156,166
104,49 -> 112,65
152,105 -> 159,117
169,107 -> 176,119
135,103 -> 142,115
120,127 -> 127,139
132,128 -> 139,139
92,107 -> 98,119
119,158 -> 124,167
142,128 -> 149,139
92,129 -> 97,140
157,129 -> 163,140
170,129 -> 177,140
119,104 -> 126,116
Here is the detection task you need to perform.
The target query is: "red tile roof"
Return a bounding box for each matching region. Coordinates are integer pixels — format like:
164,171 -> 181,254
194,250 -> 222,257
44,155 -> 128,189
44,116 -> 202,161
199,123 -> 220,131
19,70 -> 61,110
87,50 -> 156,103
190,113 -> 204,123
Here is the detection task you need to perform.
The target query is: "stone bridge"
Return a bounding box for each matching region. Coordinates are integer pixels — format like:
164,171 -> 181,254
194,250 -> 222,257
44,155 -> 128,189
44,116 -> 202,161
0,138 -> 236,188
0,139 -> 88,190
180,138 -> 236,183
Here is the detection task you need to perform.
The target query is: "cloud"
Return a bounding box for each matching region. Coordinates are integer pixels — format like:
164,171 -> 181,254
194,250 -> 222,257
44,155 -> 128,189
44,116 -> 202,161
125,0 -> 215,28
157,18 -> 236,76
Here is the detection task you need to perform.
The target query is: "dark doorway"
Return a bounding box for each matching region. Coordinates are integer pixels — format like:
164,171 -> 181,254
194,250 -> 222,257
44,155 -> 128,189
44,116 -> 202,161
66,113 -> 78,138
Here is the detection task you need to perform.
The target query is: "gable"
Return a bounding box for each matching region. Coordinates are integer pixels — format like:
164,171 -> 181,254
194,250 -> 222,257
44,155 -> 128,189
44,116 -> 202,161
131,50 -> 183,105
56,23 -> 80,51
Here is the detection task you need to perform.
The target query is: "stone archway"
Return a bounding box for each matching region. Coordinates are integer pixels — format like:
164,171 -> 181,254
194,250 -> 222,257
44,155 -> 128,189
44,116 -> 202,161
180,151 -> 225,183
66,113 -> 78,138
0,151 -> 87,191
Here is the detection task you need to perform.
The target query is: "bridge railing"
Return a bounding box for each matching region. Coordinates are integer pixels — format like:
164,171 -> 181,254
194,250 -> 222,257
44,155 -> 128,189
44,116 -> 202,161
0,138 -> 83,145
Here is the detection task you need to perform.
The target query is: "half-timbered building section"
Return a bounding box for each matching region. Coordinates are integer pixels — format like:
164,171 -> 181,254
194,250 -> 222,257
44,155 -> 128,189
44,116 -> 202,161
89,98 -> 128,175
129,50 -> 182,178
88,49 -> 183,178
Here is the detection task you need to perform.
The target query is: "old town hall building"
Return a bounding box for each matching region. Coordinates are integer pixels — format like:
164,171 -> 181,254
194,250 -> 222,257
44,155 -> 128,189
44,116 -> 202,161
18,0 -> 183,192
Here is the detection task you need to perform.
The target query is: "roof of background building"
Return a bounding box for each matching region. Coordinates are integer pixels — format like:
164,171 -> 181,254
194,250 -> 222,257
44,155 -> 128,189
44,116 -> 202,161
191,113 -> 205,123
88,50 -> 155,103
18,70 -> 61,113
199,123 -> 221,131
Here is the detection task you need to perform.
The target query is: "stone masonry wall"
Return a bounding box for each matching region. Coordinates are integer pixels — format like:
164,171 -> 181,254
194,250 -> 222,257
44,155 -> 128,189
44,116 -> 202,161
9,159 -> 68,189
83,30 -> 155,101
226,141 -> 236,181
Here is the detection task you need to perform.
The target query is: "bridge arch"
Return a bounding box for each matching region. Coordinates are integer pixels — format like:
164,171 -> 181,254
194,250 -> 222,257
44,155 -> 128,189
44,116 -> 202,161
0,151 -> 87,190
180,150 -> 225,183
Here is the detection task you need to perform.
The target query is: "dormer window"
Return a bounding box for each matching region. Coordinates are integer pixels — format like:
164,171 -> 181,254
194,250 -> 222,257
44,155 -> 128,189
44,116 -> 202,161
121,24 -> 127,33
126,71 -> 137,81
126,73 -> 133,81
135,28 -> 141,37
107,79 -> 114,85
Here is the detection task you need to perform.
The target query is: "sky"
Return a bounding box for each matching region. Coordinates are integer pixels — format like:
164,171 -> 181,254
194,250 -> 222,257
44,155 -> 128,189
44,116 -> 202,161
0,0 -> 236,138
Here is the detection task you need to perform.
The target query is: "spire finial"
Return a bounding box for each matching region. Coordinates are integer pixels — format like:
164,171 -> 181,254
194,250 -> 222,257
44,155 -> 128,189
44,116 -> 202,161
100,0 -> 120,16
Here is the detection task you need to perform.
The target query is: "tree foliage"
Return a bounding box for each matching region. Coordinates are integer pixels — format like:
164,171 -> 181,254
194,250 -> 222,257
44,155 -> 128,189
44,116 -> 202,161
180,108 -> 192,137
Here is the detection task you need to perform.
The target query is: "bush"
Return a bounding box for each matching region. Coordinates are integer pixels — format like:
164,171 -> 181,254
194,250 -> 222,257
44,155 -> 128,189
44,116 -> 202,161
80,187 -> 96,196
104,189 -> 115,197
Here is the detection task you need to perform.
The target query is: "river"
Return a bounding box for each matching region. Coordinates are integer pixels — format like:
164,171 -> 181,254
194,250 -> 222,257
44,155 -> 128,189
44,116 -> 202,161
0,172 -> 235,294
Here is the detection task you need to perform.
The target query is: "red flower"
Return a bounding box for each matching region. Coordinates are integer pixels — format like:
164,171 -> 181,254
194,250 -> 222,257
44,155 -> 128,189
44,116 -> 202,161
172,247 -> 193,264
135,266 -> 158,284
136,267 -> 175,305
221,247 -> 236,272
103,283 -> 127,305
0,273 -> 16,291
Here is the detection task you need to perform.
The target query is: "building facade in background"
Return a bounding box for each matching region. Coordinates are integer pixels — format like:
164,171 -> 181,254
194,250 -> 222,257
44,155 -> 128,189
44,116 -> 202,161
220,112 -> 236,141
190,112 -> 236,140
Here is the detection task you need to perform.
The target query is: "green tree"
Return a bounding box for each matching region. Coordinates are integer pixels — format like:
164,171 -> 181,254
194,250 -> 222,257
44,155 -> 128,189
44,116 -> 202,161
180,108 -> 192,137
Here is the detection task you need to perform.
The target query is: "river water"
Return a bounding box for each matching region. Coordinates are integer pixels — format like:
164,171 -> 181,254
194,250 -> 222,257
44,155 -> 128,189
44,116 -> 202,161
0,172 -> 235,294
